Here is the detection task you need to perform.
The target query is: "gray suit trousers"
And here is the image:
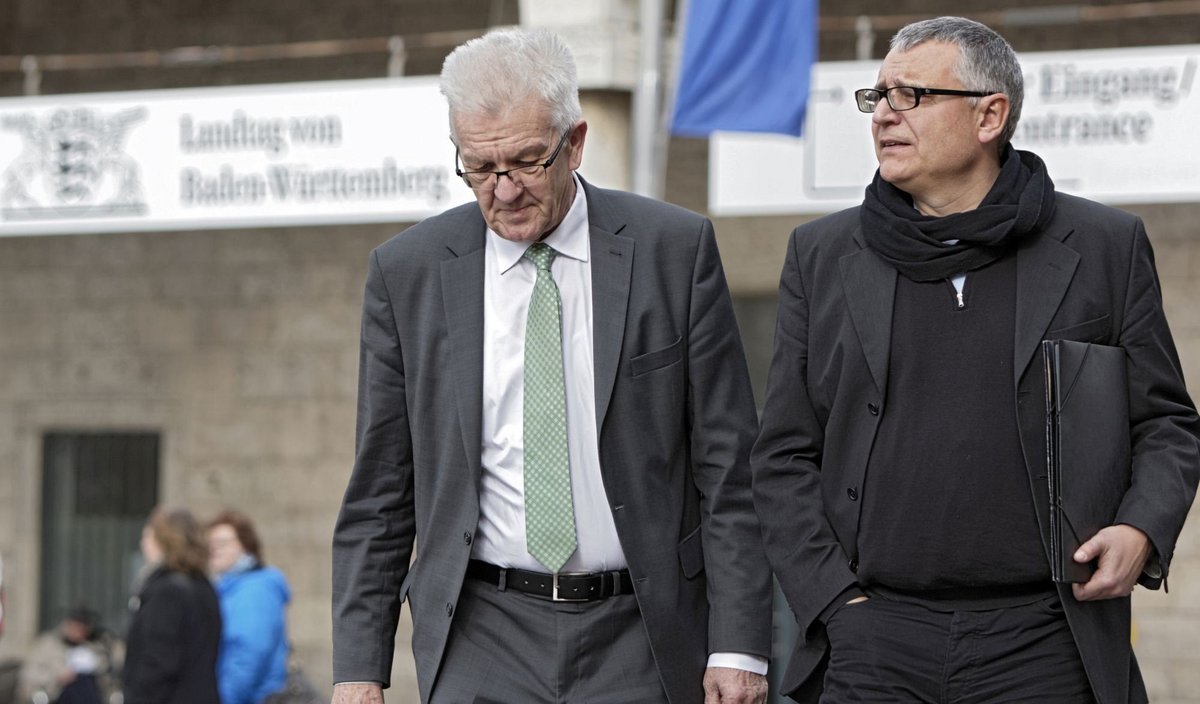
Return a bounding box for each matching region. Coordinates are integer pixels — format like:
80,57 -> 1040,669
429,578 -> 670,704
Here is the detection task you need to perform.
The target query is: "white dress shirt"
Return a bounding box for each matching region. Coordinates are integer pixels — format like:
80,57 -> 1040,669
473,174 -> 626,573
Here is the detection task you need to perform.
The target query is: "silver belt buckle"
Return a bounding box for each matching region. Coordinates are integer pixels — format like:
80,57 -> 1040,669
551,571 -> 592,602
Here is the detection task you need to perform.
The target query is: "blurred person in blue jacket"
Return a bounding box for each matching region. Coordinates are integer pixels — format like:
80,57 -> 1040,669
207,510 -> 291,704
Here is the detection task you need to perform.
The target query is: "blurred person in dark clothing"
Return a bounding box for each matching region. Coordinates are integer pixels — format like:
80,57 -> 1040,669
124,507 -> 221,704
18,606 -> 120,704
207,510 -> 292,704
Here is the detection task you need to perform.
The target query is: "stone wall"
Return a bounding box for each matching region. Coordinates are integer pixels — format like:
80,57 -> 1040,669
0,224 -> 398,695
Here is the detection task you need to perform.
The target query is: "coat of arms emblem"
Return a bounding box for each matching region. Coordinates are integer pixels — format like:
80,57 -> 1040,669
2,106 -> 147,221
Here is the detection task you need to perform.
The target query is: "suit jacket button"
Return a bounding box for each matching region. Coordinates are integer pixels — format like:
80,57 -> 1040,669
846,487 -> 858,501
849,558 -> 859,573
446,603 -> 454,617
867,403 -> 879,416
463,531 -> 473,545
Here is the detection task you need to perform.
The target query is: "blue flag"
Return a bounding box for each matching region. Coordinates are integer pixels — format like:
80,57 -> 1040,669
670,0 -> 817,137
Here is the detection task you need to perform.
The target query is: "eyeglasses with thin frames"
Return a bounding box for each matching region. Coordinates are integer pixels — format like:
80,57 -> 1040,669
455,129 -> 572,191
855,86 -> 997,113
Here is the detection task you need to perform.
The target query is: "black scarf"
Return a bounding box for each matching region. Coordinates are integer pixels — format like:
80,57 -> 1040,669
860,148 -> 1057,282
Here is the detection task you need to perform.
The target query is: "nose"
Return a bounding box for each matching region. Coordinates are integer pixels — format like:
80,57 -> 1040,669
492,173 -> 524,203
871,98 -> 900,126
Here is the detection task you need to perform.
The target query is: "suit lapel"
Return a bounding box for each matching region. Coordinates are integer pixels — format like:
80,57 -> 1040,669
1013,221 -> 1078,383
841,230 -> 897,396
590,227 -> 633,434
441,216 -> 487,481
1012,215 -> 1077,565
582,180 -> 634,435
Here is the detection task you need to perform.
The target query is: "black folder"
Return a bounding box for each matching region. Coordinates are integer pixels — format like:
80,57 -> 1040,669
1043,339 -> 1131,583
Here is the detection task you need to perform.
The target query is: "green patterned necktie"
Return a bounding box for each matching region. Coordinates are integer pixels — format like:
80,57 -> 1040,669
522,243 -> 577,573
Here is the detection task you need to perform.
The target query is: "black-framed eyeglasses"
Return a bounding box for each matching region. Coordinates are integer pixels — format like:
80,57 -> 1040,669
455,129 -> 572,191
855,86 -> 997,113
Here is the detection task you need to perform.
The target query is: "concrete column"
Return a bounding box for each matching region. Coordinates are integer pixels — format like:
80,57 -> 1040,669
519,0 -> 639,191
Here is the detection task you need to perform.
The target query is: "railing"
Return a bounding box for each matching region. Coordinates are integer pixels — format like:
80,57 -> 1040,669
3,2 -> 1200,93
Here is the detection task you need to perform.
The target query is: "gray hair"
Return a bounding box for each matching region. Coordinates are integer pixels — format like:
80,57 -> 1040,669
439,28 -> 582,141
891,16 -> 1023,147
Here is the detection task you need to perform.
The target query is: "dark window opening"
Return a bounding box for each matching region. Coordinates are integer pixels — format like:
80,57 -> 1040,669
40,432 -> 160,636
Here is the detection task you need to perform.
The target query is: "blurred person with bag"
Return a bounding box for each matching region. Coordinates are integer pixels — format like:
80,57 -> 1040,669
207,510 -> 292,704
123,507 -> 221,704
18,607 -> 120,704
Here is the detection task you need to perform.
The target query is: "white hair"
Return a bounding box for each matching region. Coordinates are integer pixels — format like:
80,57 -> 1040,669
439,28 -> 582,141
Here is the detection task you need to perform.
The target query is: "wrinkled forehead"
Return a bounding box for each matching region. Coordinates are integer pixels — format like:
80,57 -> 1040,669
453,106 -> 559,162
451,99 -> 554,139
876,41 -> 962,88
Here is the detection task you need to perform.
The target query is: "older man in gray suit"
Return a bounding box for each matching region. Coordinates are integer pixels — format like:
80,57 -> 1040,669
331,28 -> 772,704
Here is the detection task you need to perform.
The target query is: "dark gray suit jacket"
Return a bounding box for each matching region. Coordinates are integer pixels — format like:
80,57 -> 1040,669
333,177 -> 772,703
752,193 -> 1200,704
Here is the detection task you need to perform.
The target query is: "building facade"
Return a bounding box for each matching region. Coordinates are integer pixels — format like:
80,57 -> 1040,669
0,1 -> 1198,702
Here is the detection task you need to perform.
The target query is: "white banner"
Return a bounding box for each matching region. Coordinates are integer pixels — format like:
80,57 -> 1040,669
712,44 -> 1200,215
0,77 -> 477,236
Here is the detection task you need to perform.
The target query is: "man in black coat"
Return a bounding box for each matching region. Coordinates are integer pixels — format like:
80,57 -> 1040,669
752,16 -> 1200,704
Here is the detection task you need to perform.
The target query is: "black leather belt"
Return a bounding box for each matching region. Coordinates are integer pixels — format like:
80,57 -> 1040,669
466,559 -> 634,602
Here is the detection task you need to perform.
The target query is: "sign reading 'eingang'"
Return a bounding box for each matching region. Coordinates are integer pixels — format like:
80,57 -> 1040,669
713,44 -> 1200,215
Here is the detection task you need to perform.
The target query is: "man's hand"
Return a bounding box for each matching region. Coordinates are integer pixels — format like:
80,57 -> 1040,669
331,683 -> 385,704
703,667 -> 769,704
1072,524 -> 1153,601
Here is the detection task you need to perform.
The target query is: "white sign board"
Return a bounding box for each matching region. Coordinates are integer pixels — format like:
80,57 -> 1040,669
712,44 -> 1200,215
0,77 -> 477,236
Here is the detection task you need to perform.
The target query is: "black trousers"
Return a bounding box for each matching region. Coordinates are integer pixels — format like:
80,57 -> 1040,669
821,593 -> 1095,704
56,675 -> 105,704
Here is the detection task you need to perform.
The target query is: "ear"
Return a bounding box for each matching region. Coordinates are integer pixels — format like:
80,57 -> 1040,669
567,120 -> 588,170
976,93 -> 1010,148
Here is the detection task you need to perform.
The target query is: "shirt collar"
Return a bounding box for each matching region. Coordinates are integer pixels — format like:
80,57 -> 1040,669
489,172 -> 590,275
